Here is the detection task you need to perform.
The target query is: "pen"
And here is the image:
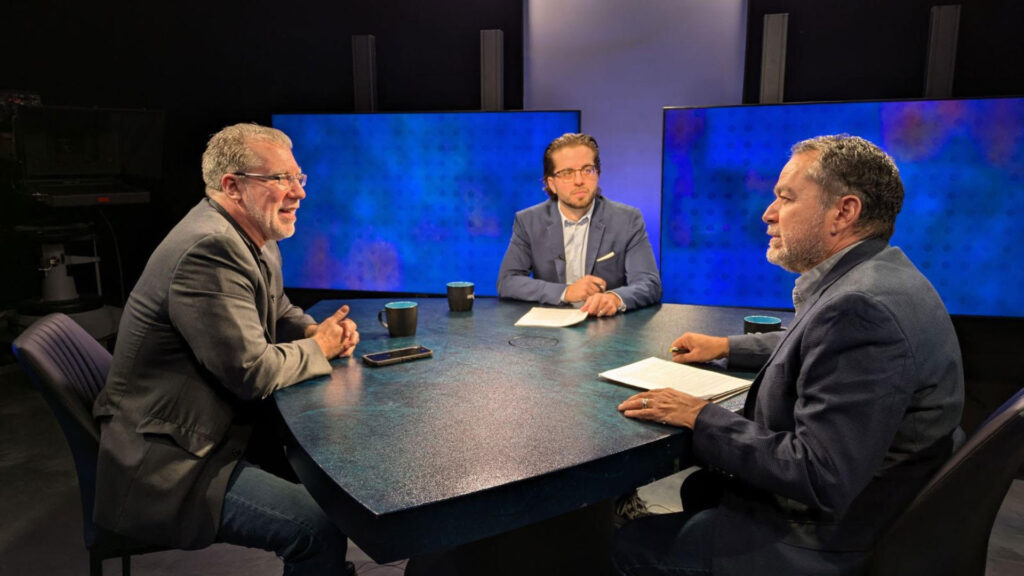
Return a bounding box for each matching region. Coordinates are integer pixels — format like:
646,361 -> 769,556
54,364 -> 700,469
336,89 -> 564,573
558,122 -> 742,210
669,346 -> 681,353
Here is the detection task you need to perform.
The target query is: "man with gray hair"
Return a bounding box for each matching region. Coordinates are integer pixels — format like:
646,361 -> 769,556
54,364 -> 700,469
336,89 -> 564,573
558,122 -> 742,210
94,123 -> 359,575
614,135 -> 963,575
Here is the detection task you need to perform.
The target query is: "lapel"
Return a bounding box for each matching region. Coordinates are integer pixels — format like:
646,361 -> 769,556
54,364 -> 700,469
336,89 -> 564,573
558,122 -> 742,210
546,201 -> 566,282
741,238 -> 889,418
206,198 -> 275,343
259,251 -> 276,343
586,195 -> 606,274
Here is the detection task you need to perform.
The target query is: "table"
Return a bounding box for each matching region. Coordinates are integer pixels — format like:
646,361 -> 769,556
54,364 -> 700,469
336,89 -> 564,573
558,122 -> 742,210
274,297 -> 793,566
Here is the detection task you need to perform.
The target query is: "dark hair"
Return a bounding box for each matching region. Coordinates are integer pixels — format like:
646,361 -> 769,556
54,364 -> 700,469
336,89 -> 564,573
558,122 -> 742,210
542,133 -> 601,199
791,134 -> 904,240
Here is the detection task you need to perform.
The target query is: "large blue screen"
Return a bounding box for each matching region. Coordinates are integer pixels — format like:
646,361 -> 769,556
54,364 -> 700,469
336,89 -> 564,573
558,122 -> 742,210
661,98 -> 1024,317
272,111 -> 580,295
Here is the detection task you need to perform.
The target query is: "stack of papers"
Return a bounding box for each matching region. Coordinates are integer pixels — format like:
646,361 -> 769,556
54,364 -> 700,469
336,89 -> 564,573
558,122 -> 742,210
514,307 -> 588,327
598,357 -> 752,402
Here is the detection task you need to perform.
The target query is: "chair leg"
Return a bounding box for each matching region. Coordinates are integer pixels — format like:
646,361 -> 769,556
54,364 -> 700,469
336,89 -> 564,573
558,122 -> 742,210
122,554 -> 131,576
89,549 -> 103,576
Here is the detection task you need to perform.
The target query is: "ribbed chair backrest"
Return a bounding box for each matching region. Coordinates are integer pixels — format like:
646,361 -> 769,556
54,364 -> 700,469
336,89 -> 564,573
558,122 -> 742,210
869,386 -> 1024,576
11,313 -> 112,546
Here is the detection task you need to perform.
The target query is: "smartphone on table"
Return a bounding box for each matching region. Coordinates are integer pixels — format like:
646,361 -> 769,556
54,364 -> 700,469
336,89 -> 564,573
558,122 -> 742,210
361,345 -> 433,367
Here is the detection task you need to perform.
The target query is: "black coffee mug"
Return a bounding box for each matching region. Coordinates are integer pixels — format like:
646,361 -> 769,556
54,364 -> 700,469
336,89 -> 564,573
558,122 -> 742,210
378,301 -> 418,337
743,315 -> 783,334
446,281 -> 475,312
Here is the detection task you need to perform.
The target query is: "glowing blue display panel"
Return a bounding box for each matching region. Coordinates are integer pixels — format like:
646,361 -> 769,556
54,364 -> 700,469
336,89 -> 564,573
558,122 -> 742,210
661,98 -> 1024,317
272,111 -> 580,295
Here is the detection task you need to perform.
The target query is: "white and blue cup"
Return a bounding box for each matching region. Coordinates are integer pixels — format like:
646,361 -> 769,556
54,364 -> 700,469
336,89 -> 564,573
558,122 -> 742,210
743,315 -> 783,334
446,281 -> 475,312
378,301 -> 418,337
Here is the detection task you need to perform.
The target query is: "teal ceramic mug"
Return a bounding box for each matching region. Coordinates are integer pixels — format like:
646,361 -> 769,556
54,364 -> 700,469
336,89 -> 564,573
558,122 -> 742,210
378,301 -> 418,337
743,315 -> 783,334
446,281 -> 475,312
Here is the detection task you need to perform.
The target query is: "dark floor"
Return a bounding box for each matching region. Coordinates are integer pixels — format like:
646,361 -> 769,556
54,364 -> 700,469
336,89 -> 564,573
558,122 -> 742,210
2,361 -> 1022,575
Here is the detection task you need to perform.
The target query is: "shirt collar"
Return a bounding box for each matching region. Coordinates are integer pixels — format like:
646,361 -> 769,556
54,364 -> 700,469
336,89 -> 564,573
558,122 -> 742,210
206,195 -> 264,256
559,200 -> 596,227
792,240 -> 865,310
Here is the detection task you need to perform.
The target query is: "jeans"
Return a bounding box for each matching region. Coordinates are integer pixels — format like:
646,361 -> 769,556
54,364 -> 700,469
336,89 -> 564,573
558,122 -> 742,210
217,460 -> 349,575
611,509 -> 718,576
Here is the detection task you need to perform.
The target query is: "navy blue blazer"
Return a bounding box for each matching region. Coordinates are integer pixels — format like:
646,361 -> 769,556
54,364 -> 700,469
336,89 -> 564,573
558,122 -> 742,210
694,240 -> 964,575
496,195 -> 661,310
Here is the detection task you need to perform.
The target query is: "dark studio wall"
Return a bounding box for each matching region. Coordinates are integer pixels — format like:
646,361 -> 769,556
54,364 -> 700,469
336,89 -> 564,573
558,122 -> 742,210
3,0 -> 524,307
743,0 -> 1024,103
742,0 -> 1024,433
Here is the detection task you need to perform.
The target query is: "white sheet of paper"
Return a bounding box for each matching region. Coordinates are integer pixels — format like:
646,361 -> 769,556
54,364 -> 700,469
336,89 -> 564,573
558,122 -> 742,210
514,307 -> 589,327
598,357 -> 752,401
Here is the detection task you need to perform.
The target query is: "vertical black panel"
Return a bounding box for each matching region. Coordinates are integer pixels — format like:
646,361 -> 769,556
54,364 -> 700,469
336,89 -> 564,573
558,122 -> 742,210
481,29 -> 505,111
923,5 -> 961,98
352,35 -> 378,112
759,13 -> 789,103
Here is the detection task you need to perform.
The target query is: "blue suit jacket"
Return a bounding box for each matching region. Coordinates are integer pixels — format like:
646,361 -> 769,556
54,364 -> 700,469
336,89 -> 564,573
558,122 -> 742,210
694,240 -> 964,575
496,196 -> 661,310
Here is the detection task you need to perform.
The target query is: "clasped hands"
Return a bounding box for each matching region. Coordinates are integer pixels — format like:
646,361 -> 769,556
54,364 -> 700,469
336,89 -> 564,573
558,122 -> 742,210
309,305 -> 360,359
565,275 -> 622,317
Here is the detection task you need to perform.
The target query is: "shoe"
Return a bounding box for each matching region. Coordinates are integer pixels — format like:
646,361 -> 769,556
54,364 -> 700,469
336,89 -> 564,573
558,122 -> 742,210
614,491 -> 652,527
345,560 -> 356,576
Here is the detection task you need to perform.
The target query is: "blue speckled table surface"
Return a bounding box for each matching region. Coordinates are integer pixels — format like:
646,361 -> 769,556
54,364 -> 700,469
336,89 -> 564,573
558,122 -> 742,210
274,298 -> 792,562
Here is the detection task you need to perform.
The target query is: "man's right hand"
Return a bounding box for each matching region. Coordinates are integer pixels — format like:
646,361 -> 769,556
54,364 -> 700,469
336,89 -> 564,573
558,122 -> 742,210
564,275 -> 607,303
311,305 -> 360,359
671,332 -> 729,364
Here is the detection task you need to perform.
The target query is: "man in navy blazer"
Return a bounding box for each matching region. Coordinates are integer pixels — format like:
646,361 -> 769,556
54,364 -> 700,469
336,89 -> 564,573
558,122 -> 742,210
497,133 -> 661,316
615,135 -> 964,575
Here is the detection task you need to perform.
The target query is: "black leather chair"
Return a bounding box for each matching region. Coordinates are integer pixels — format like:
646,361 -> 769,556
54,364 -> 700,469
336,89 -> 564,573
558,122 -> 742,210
11,313 -> 168,576
868,386 -> 1024,576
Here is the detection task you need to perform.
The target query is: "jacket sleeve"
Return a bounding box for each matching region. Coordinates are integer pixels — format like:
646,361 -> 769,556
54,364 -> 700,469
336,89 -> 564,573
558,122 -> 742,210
692,292 -> 916,515
167,234 -> 331,401
497,212 -> 566,305
608,208 -> 661,310
726,331 -> 784,372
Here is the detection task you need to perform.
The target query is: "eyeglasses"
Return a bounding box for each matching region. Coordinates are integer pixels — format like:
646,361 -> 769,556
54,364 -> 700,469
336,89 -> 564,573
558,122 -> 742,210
233,172 -> 308,190
551,165 -> 599,181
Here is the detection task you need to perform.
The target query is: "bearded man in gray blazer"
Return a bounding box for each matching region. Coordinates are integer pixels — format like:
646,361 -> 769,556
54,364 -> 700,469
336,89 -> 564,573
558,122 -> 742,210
615,135 -> 964,575
94,124 -> 359,575
497,133 -> 661,317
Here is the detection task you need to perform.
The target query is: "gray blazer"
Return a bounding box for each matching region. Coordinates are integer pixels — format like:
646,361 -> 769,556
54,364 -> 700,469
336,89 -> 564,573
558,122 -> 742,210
496,195 -> 661,309
694,240 -> 964,575
93,198 -> 331,549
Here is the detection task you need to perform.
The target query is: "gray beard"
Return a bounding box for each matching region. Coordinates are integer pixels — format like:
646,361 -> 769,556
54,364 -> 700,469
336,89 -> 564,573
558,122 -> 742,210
766,233 -> 827,274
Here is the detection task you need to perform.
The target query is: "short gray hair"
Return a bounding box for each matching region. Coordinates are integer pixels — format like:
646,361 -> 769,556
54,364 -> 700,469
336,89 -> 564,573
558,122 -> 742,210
202,123 -> 292,191
791,134 -> 904,240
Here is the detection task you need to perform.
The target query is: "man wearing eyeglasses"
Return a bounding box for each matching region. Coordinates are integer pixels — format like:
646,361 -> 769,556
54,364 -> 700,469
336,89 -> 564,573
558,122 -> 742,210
497,132 -> 662,316
94,123 -> 359,575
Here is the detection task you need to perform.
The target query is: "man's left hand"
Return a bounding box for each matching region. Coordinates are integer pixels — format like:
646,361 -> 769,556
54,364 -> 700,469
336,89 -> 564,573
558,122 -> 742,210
581,291 -> 623,317
618,388 -> 709,429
